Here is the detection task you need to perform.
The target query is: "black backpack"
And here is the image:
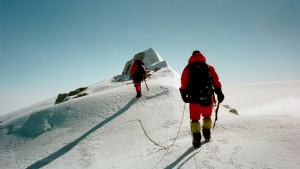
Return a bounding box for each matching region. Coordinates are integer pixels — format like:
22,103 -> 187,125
187,62 -> 214,106
133,60 -> 145,82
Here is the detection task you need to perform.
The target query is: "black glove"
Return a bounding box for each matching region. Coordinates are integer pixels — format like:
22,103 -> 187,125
214,88 -> 224,103
179,89 -> 189,103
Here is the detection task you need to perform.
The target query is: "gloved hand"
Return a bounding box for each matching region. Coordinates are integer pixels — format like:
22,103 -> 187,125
214,88 -> 224,103
179,89 -> 190,103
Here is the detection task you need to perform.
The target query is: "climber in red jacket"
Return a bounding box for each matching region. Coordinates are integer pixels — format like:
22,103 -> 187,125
130,59 -> 147,98
180,50 -> 224,148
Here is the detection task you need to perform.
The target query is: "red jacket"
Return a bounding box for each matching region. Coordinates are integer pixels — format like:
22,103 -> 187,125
130,60 -> 138,77
130,60 -> 146,82
180,52 -> 222,90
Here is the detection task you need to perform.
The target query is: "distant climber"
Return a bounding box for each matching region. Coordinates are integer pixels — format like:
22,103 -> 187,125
179,50 -> 224,148
130,59 -> 147,98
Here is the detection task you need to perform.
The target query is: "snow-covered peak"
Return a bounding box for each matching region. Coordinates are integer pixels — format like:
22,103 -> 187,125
141,48 -> 165,69
122,48 -> 169,76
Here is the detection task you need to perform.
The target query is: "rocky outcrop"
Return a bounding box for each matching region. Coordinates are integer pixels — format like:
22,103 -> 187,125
55,87 -> 88,104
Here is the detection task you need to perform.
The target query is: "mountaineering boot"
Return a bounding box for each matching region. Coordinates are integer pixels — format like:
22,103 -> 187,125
192,132 -> 201,148
202,117 -> 212,142
191,120 -> 201,148
136,91 -> 142,98
202,128 -> 211,142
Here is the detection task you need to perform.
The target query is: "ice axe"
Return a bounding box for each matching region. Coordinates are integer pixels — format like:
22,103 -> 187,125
213,102 -> 220,129
144,76 -> 149,91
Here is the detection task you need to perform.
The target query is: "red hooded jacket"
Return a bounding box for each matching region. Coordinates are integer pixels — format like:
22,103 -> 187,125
130,59 -> 146,82
180,52 -> 222,90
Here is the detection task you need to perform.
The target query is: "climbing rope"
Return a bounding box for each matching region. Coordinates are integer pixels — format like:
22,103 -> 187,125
129,83 -> 194,168
151,103 -> 186,169
136,107 -> 167,149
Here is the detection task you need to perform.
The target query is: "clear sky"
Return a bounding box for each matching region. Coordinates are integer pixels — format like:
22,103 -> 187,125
1,0 -> 300,114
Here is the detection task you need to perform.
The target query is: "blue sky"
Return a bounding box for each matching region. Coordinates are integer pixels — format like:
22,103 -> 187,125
1,0 -> 300,114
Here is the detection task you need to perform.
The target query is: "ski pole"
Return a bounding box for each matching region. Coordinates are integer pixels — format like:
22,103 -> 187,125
213,103 -> 220,129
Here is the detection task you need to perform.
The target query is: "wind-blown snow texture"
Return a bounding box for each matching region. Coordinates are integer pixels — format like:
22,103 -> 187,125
0,49 -> 299,169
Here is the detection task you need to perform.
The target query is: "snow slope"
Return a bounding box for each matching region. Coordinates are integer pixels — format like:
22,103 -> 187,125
1,65 -> 300,168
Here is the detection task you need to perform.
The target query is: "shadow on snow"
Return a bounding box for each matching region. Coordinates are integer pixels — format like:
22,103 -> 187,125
26,98 -> 137,169
165,141 -> 208,169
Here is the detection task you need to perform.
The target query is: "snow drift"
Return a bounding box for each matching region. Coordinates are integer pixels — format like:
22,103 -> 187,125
0,49 -> 299,169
